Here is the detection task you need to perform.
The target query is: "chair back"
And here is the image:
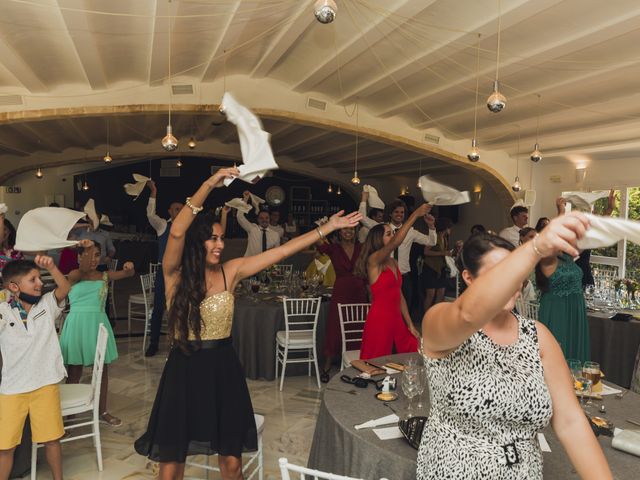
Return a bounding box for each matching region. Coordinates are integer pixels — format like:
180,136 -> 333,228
90,325 -> 109,414
515,298 -> 539,321
337,303 -> 369,354
149,262 -> 160,278
592,265 -> 618,291
282,297 -> 321,339
273,264 -> 293,280
108,259 -> 118,271
278,458 -> 366,480
139,273 -> 154,303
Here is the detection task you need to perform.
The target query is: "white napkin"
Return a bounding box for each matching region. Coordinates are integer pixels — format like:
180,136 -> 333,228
445,255 -> 458,277
600,383 -> 622,396
562,190 -> 609,212
373,426 -> 404,440
577,214 -> 640,250
354,414 -> 399,430
249,193 -> 265,212
314,258 -> 331,275
83,199 -> 99,230
314,216 -> 329,226
225,198 -> 252,214
612,429 -> 640,457
419,176 -> 470,206
123,173 -> 151,199
15,207 -> 87,252
363,185 -> 385,209
0,203 -> 7,215
99,214 -> 113,227
219,92 -> 279,185
537,433 -> 551,452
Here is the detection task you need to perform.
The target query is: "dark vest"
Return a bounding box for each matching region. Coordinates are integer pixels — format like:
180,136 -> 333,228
158,221 -> 171,263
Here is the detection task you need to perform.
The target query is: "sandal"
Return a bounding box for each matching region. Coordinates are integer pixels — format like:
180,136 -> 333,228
99,412 -> 123,427
320,369 -> 331,383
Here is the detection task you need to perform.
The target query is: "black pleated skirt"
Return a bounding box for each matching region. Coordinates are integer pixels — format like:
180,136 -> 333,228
134,337 -> 257,463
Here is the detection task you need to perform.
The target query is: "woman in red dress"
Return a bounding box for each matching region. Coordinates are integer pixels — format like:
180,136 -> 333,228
355,204 -> 431,359
316,226 -> 367,382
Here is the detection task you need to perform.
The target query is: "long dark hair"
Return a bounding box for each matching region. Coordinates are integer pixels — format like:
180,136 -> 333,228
168,211 -> 218,354
456,233 -> 515,277
3,218 -> 17,249
355,224 -> 387,279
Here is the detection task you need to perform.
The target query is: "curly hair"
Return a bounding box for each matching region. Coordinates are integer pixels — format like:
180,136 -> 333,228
167,211 -> 219,354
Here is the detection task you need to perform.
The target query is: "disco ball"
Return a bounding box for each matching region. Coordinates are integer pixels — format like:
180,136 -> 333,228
314,0 -> 337,24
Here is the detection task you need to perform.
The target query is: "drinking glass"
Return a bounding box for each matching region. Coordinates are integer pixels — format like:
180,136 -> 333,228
575,376 -> 593,411
401,366 -> 419,418
414,365 -> 427,410
567,359 -> 582,383
582,361 -> 601,409
249,277 -> 261,302
584,285 -> 595,308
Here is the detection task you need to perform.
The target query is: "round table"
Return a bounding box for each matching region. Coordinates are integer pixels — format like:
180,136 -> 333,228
231,291 -> 329,380
308,353 -> 640,479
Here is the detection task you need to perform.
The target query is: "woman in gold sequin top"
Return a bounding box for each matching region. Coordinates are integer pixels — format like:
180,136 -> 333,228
135,168 -> 362,480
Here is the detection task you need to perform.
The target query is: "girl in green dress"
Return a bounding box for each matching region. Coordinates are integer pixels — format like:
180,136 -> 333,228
536,252 -> 590,362
59,242 -> 135,426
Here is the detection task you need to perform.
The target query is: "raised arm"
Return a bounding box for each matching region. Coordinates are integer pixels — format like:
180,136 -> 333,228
236,193 -> 254,233
556,197 -> 566,216
358,191 -> 378,228
603,189 -> 615,217
220,206 -> 230,234
146,180 -> 168,236
163,168 -> 240,285
422,213 -> 589,354
34,255 -> 70,303
224,211 -> 361,289
108,261 -> 135,281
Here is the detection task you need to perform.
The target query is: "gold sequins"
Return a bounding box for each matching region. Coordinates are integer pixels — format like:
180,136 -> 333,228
186,291 -> 234,341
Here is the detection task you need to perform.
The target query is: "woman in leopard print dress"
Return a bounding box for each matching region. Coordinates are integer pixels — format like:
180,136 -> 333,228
418,214 -> 611,479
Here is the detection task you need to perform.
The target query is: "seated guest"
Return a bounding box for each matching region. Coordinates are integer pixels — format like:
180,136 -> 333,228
535,217 -> 550,232
283,213 -> 299,240
499,205 -> 529,247
269,210 -> 284,240
237,191 -> 281,256
417,215 -> 612,479
470,224 -> 486,236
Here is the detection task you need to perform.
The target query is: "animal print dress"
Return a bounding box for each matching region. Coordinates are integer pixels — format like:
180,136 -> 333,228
417,314 -> 553,479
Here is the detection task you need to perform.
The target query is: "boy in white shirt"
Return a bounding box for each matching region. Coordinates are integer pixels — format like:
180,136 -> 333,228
0,255 -> 71,480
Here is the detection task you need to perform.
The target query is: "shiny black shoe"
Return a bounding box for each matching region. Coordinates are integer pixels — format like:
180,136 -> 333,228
144,344 -> 158,357
320,369 -> 331,383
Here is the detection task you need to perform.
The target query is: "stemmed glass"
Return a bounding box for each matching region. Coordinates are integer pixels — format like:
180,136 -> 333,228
575,376 -> 593,411
249,277 -> 261,303
401,365 -> 419,418
582,361 -> 601,410
414,365 -> 427,411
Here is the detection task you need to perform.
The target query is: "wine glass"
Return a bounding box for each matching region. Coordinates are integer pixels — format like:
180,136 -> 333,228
567,359 -> 582,383
414,365 -> 427,410
401,366 -> 419,418
584,285 -> 595,308
582,361 -> 601,409
575,376 -> 593,411
300,278 -> 310,296
249,277 -> 261,302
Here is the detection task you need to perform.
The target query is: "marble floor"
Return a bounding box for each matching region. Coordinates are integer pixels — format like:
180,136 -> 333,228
29,334 -> 324,480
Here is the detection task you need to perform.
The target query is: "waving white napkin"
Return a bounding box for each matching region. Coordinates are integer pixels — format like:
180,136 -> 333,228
363,185 -> 385,209
314,258 -> 331,275
354,413 -> 399,430
83,199 -> 99,230
15,207 -> 86,252
577,214 -> 640,250
219,93 -> 279,186
0,203 -> 7,215
123,173 -> 151,199
99,214 -> 113,227
249,193 -> 265,212
562,191 -> 609,212
225,198 -> 252,214
445,255 -> 458,277
419,176 -> 470,205
314,216 -> 329,226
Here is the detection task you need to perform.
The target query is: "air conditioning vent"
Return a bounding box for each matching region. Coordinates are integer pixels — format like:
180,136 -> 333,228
423,133 -> 440,144
307,97 -> 327,111
0,95 -> 23,106
172,84 -> 194,95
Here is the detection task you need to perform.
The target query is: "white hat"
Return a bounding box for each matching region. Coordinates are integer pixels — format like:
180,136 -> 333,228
15,207 -> 86,252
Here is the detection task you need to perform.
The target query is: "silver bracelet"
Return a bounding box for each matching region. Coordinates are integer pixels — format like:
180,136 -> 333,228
532,234 -> 544,257
185,197 -> 204,215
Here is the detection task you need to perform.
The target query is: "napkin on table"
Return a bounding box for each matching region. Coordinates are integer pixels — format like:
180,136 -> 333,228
363,185 -> 385,209
15,207 -> 87,252
355,413 -> 399,430
612,429 -> 640,457
419,176 -> 470,206
219,92 -> 279,186
123,173 -> 150,199
373,426 -> 404,440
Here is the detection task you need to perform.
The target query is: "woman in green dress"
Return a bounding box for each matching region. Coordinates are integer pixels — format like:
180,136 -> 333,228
536,252 -> 589,362
59,242 -> 135,426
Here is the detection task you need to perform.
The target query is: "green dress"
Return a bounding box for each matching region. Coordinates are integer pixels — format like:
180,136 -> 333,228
538,254 -> 590,362
59,274 -> 118,366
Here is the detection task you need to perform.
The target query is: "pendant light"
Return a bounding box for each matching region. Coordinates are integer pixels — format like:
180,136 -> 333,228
512,128 -> 521,192
417,159 -> 422,188
103,118 -> 112,163
176,159 -> 183,168
188,117 -> 197,149
350,102 -> 361,185
530,94 -> 543,162
328,184 -> 333,193
487,1 -> 506,113
468,34 -> 481,162
336,186 -> 342,195
35,167 -> 43,179
162,5 -> 178,152
82,175 -> 89,191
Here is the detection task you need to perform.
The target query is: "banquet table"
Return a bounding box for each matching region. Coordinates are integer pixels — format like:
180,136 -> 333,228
308,352 -> 640,480
589,311 -> 640,388
232,290 -> 329,380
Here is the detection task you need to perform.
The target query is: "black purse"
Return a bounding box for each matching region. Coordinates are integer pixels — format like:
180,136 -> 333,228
398,416 -> 428,449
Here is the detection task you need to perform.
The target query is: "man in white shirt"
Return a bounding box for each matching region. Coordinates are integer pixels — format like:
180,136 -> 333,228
238,191 -> 281,256
269,210 -> 285,239
143,180 -> 183,357
357,191 -> 385,243
499,206 -> 529,247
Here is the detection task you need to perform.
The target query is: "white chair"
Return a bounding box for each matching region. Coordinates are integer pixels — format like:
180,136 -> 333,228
127,273 -> 154,342
275,297 -> 322,391
515,298 -> 540,321
274,264 -> 293,279
186,414 -> 264,480
593,265 -> 619,291
278,458 -> 388,480
338,303 -> 370,370
108,259 -> 118,319
31,325 -> 108,479
149,262 -> 160,279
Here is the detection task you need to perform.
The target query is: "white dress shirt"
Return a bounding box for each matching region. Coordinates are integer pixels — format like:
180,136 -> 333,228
147,197 -> 168,237
270,224 -> 285,239
237,211 -> 281,257
0,292 -> 66,395
499,225 -> 523,247
358,201 -> 378,243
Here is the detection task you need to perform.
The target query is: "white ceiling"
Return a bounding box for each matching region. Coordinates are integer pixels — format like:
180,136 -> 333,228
0,0 -> 638,185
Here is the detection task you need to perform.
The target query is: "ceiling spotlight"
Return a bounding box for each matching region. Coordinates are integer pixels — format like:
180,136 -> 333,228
487,80 -> 506,113
82,180 -> 89,191
351,171 -> 360,185
176,159 -> 183,168
530,143 -> 542,163
35,168 -> 43,179
188,137 -> 197,149
336,186 -> 342,195
512,176 -> 521,192
103,153 -> 112,163
467,138 -> 480,162
328,184 -> 333,193
314,0 -> 337,24
162,125 -> 178,152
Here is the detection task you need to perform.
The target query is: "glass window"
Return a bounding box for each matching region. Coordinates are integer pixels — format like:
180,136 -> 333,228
625,187 -> 640,282
591,190 -> 619,258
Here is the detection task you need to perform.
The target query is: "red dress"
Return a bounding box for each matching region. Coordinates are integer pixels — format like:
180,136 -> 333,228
317,242 -> 367,359
360,266 -> 418,360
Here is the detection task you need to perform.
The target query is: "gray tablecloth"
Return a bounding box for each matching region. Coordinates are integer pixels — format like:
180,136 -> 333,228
232,294 -> 329,380
308,352 -> 640,480
589,313 -> 640,388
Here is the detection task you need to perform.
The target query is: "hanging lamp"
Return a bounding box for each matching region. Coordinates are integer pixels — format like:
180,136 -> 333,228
530,94 -> 543,162
487,1 -> 506,113
103,118 -> 112,163
512,128 -> 521,192
468,34 -> 481,162
35,167 -> 43,179
351,103 -> 361,185
162,4 -> 178,152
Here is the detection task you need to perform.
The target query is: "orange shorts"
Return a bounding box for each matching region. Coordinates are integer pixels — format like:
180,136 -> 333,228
0,384 -> 64,449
